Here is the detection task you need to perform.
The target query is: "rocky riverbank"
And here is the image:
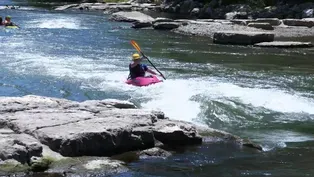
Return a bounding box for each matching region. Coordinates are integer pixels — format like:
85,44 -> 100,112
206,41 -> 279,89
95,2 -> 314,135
54,2 -> 314,47
0,95 -> 261,176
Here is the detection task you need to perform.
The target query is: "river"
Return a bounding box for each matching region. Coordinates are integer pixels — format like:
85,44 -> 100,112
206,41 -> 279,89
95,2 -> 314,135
1,1 -> 314,176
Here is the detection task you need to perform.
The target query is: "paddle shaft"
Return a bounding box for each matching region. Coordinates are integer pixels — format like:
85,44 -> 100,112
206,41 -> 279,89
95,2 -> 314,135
140,52 -> 166,80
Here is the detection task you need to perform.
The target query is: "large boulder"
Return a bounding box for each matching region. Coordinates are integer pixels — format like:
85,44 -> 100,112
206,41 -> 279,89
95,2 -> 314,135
109,11 -> 154,23
254,41 -> 313,48
0,95 -> 202,157
213,31 -> 274,45
283,19 -> 314,27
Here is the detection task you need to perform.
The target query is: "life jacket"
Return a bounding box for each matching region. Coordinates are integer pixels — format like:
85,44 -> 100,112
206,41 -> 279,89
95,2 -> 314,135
129,64 -> 147,79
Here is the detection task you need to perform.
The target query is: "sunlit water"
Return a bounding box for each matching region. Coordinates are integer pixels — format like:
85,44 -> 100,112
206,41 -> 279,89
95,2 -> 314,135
1,1 -> 314,176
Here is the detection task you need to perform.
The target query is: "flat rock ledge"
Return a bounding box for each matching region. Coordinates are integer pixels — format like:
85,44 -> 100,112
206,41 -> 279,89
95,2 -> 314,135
254,41 -> 313,48
213,31 -> 275,45
0,95 -> 261,175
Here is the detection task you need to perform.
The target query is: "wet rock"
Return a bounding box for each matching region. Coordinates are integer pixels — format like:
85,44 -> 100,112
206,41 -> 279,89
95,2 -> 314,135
110,11 -> 154,23
213,31 -> 274,45
247,22 -> 274,30
30,156 -> 54,172
196,126 -> 263,151
255,18 -> 281,26
132,21 -> 152,28
138,147 -> 172,159
153,22 -> 181,30
47,156 -> 128,176
0,159 -> 29,175
283,19 -> 314,28
153,120 -> 202,146
254,41 -> 313,48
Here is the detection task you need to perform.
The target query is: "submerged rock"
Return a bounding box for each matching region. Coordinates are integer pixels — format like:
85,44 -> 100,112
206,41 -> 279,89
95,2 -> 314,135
213,31 -> 274,45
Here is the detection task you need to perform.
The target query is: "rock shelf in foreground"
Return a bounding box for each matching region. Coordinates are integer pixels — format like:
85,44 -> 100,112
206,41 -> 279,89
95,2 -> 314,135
0,95 -> 261,175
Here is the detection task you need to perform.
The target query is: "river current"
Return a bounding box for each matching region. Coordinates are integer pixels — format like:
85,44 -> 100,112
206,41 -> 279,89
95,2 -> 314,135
1,1 -> 314,176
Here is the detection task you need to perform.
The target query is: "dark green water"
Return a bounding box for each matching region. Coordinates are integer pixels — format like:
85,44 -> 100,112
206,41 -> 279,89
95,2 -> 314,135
1,1 -> 314,176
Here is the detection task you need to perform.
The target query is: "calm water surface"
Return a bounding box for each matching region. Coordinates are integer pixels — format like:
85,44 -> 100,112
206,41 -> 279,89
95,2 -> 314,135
1,1 -> 314,176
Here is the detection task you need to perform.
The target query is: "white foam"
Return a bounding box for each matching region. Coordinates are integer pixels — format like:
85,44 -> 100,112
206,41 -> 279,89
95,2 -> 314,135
206,83 -> 314,114
4,51 -> 314,124
27,17 -> 86,29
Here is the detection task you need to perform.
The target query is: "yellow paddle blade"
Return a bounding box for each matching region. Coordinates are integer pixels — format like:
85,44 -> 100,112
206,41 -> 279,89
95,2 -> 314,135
130,40 -> 141,53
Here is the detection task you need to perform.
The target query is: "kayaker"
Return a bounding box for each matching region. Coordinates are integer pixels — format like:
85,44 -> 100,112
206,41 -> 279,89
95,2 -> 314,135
128,53 -> 158,79
4,16 -> 15,26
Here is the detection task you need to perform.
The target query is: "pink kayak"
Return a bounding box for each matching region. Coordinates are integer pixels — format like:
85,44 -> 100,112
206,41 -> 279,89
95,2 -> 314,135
125,75 -> 162,87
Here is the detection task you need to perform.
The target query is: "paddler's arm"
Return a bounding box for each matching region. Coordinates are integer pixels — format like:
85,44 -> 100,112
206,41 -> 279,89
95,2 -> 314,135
147,68 -> 158,75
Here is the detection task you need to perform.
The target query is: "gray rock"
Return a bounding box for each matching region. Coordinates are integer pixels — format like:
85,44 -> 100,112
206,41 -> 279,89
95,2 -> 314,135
110,11 -> 154,23
283,19 -> 314,28
153,120 -> 202,146
138,147 -> 172,159
255,18 -> 281,26
254,41 -> 313,48
196,126 -> 263,151
213,31 -> 274,45
247,22 -> 274,30
153,22 -> 181,30
0,95 -> 201,157
0,128 -> 42,164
